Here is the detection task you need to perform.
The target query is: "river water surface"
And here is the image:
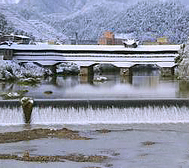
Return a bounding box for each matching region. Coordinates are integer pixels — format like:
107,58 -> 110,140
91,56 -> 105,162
0,69 -> 189,168
0,69 -> 188,99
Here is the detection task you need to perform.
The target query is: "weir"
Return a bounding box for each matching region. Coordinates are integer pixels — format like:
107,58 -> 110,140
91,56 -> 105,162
0,105 -> 189,125
0,99 -> 189,125
31,106 -> 189,125
0,99 -> 188,108
0,107 -> 24,125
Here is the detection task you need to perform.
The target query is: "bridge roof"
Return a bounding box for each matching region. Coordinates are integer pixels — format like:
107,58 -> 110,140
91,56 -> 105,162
0,44 -> 181,52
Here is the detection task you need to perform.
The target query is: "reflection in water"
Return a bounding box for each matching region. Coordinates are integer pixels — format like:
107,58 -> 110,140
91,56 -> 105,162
0,69 -> 185,99
131,69 -> 159,88
178,80 -> 189,97
44,76 -> 79,88
79,75 -> 94,84
132,76 -> 159,88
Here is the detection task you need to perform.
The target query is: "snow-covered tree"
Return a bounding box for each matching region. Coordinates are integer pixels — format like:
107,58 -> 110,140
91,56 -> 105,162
177,37 -> 189,79
0,13 -> 13,34
1,0 -> 189,43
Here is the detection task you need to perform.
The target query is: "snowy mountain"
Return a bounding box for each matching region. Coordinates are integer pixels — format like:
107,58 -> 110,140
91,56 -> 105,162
17,0 -> 88,15
49,0 -> 189,43
0,0 -> 189,43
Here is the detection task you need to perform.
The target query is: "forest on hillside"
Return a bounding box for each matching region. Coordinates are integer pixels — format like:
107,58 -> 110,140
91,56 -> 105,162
0,0 -> 189,43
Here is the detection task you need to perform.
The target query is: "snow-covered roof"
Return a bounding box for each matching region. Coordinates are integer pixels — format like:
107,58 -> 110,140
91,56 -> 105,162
123,39 -> 138,45
115,33 -> 134,39
14,35 -> 30,39
0,44 -> 181,52
2,35 -> 30,39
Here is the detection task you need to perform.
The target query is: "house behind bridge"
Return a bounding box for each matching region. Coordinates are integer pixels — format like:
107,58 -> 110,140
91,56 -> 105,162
98,31 -> 170,45
0,34 -> 30,45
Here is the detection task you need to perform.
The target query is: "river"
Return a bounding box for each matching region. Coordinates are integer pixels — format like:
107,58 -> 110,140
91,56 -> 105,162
0,69 -> 189,168
0,69 -> 188,99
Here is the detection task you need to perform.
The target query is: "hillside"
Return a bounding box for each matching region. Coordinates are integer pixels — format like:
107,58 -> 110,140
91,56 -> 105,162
17,0 -> 88,16
0,0 -> 189,43
49,0 -> 189,43
0,4 -> 67,40
0,13 -> 13,34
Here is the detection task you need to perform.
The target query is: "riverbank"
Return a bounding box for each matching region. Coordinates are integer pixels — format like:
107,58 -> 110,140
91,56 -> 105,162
177,38 -> 189,80
0,60 -> 51,81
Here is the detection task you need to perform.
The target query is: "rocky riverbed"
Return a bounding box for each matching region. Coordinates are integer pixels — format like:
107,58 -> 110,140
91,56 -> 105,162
0,128 -> 91,143
0,152 -> 108,163
1,123 -> 189,168
0,127 -> 110,165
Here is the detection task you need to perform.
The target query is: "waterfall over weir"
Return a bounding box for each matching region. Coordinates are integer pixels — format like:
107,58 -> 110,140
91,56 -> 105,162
31,106 -> 189,125
0,105 -> 189,125
0,107 -> 24,125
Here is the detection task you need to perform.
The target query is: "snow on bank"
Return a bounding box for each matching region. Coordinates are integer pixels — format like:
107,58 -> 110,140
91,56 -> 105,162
0,60 -> 51,80
0,60 -> 80,81
177,38 -> 189,80
57,62 -> 79,75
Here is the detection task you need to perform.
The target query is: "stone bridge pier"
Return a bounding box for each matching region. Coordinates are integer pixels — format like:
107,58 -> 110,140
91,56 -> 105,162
79,66 -> 94,83
80,66 -> 94,76
120,67 -> 132,76
120,66 -> 175,77
78,65 -> 175,83
79,65 -> 134,77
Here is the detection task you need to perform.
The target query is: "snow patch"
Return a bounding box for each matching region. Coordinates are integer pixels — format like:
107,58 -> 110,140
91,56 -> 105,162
0,60 -> 52,80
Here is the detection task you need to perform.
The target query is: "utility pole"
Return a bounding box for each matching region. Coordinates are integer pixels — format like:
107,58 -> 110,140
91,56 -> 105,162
75,32 -> 78,45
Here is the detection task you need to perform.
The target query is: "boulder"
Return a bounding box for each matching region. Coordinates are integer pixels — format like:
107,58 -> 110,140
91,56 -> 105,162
20,97 -> 34,123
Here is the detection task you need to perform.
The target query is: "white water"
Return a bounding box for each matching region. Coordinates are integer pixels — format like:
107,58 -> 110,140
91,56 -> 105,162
0,106 -> 189,126
0,107 -> 24,125
31,106 -> 189,125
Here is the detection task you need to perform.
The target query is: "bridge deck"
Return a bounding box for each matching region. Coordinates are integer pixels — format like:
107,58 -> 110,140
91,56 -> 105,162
0,44 -> 181,52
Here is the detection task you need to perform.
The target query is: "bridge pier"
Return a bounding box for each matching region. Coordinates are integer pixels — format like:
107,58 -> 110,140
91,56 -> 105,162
161,67 -> 174,77
120,68 -> 132,76
80,66 -> 94,76
3,49 -> 13,60
79,66 -> 94,83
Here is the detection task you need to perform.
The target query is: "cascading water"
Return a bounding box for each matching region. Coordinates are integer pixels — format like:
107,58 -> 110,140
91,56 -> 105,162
0,105 -> 189,126
31,106 -> 189,125
0,107 -> 24,125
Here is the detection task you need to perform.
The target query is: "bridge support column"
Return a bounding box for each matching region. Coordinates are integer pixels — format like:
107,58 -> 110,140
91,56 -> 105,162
44,65 -> 57,75
161,67 -> 174,77
80,66 -> 94,76
79,66 -> 94,83
120,68 -> 132,76
3,49 -> 13,60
